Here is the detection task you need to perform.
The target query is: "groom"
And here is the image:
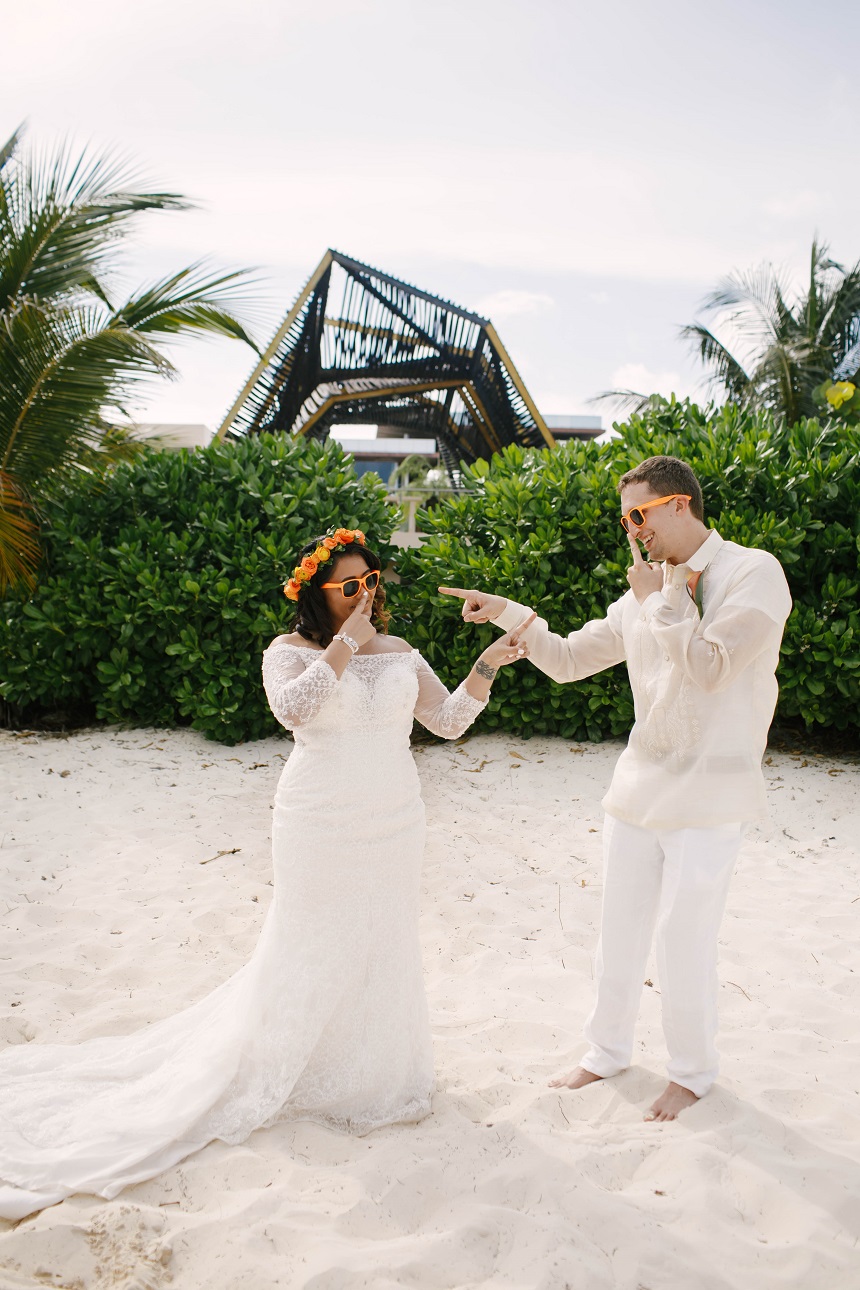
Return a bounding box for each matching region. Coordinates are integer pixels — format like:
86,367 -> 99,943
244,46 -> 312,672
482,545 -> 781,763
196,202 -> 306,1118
441,455 -> 792,1121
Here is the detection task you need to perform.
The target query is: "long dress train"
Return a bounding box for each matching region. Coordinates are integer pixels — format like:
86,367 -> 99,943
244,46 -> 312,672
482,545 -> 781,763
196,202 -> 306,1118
0,644 -> 485,1220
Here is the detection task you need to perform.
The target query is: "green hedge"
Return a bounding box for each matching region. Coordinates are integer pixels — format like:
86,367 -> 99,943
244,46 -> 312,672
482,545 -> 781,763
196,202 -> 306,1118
2,403 -> 857,744
0,434 -> 397,743
389,403 -> 860,742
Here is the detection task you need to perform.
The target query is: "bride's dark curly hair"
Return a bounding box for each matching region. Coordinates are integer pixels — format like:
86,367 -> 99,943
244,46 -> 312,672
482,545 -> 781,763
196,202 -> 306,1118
289,539 -> 391,647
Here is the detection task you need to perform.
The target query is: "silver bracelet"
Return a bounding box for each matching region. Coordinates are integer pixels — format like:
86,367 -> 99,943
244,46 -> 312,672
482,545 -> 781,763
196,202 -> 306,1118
333,632 -> 359,654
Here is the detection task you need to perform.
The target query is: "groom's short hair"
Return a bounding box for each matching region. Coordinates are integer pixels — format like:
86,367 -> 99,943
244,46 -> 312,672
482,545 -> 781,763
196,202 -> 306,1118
618,456 -> 704,521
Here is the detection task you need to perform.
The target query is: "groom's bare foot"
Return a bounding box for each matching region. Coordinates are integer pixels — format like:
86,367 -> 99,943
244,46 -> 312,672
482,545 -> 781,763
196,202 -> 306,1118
548,1066 -> 605,1090
644,1081 -> 698,1122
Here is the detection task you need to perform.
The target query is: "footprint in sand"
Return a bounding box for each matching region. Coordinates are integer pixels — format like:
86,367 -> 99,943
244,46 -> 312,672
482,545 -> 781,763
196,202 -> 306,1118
85,1207 -> 172,1290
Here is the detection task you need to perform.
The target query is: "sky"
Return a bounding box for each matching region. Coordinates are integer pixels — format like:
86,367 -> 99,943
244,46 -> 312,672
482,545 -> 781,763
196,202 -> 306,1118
4,0 -> 859,431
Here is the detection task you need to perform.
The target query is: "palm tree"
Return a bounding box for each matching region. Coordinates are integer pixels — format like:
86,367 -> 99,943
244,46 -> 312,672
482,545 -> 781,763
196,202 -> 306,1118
592,239 -> 860,425
0,126 -> 261,593
680,239 -> 860,423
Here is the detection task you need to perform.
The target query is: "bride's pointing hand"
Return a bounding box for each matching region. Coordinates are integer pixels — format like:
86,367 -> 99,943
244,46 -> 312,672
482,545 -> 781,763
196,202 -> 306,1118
463,612 -> 535,702
480,612 -> 536,670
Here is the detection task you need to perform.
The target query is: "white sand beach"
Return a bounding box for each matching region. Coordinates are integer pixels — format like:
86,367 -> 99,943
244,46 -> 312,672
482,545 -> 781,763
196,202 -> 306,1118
0,726 -> 858,1290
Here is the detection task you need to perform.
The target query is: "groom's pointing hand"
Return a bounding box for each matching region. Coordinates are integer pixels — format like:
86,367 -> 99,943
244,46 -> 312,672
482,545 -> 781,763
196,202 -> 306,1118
438,587 -> 507,624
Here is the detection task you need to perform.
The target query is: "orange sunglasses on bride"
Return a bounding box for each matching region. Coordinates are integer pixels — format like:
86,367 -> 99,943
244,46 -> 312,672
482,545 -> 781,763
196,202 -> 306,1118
320,570 -> 380,599
620,494 -> 691,533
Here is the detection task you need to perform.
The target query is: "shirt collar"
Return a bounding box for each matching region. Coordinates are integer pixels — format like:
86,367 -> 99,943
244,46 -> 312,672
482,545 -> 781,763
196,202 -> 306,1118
684,528 -> 723,574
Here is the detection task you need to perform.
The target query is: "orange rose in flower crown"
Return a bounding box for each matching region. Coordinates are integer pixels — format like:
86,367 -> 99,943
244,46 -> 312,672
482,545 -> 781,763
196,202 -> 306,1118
283,527 -> 368,601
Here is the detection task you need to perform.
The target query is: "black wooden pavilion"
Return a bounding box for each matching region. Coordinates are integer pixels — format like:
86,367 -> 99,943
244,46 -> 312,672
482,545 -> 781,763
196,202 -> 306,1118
215,250 -> 555,473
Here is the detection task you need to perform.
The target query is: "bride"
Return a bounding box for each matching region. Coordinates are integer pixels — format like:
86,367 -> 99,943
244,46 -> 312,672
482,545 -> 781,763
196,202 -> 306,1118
0,526 -> 532,1220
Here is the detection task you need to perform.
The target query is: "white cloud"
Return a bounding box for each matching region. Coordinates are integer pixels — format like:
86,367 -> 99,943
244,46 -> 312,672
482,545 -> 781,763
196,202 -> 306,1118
9,0 -> 855,425
763,190 -> 827,220
530,389 -> 590,416
475,289 -> 554,319
130,144 -> 732,285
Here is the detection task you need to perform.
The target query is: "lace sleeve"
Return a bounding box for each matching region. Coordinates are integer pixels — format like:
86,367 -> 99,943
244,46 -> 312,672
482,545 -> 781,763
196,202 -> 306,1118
262,644 -> 339,729
413,654 -> 487,739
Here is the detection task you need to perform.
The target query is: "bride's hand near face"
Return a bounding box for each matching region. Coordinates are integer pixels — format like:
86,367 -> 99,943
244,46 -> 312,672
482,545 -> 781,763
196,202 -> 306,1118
322,593 -> 377,677
340,591 -> 377,647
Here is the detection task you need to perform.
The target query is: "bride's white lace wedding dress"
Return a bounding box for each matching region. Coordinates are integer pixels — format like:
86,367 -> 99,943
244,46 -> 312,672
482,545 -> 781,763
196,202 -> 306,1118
0,642 -> 486,1220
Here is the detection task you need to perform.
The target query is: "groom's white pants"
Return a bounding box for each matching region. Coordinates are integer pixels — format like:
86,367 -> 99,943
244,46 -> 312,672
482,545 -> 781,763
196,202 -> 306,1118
581,813 -> 745,1098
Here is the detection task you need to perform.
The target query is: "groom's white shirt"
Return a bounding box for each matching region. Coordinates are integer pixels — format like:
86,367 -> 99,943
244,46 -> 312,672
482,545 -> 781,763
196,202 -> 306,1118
493,529 -> 792,830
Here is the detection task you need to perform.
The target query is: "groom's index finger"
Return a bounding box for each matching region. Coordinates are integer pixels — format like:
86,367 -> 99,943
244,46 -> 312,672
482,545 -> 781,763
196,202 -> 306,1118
438,587 -> 471,599
627,531 -> 645,564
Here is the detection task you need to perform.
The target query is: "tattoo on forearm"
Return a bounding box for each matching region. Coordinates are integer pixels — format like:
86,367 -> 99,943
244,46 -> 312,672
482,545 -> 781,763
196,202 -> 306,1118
475,660 -> 497,681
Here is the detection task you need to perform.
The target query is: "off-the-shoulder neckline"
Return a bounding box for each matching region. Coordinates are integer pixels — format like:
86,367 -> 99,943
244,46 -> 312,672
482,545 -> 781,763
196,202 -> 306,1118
265,640 -> 418,659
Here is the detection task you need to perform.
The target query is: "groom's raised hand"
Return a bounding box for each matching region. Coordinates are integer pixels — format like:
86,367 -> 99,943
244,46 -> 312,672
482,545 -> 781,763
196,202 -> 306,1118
626,532 -> 665,604
438,587 -> 507,624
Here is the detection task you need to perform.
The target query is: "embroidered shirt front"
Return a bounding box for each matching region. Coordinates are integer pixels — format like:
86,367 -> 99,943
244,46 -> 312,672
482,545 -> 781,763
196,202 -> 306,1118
493,530 -> 793,830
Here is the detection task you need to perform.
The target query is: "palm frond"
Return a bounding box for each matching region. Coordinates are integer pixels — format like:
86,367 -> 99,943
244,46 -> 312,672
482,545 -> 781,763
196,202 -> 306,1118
699,264 -> 798,357
747,343 -> 800,423
0,125 -> 23,173
0,129 -> 265,531
0,133 -> 191,310
686,238 -> 860,421
678,323 -> 750,401
588,388 -> 663,416
0,300 -> 172,482
748,334 -> 834,422
111,263 -> 263,351
68,423 -> 147,477
0,469 -> 40,594
804,238 -> 825,337
815,263 -> 860,364
834,340 -> 860,382
801,239 -> 853,342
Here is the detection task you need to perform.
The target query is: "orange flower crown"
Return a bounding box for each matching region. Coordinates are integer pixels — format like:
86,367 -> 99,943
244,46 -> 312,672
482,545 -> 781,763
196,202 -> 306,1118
283,528 -> 367,602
